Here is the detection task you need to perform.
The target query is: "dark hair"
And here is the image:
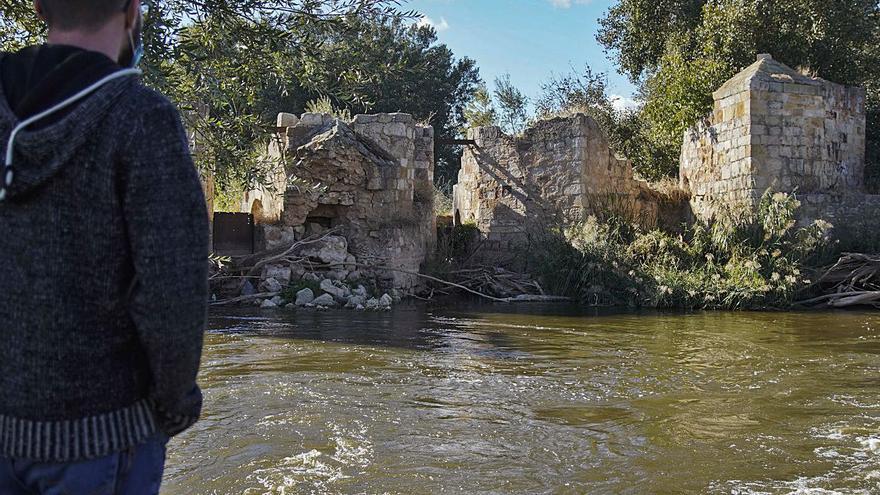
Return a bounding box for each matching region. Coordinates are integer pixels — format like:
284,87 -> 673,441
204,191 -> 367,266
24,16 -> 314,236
39,0 -> 130,31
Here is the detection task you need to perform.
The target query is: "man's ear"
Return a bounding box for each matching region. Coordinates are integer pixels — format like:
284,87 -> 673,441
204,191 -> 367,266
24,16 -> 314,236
125,0 -> 140,29
33,0 -> 46,22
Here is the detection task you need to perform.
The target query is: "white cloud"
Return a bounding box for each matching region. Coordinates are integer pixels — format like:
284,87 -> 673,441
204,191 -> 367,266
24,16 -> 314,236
610,95 -> 640,112
548,0 -> 592,8
417,15 -> 450,32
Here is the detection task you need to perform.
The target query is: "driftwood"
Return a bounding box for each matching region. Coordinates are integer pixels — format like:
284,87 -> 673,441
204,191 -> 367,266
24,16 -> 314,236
448,267 -> 545,298
238,229 -> 341,278
212,234 -> 570,306
317,262 -> 511,302
796,253 -> 880,308
212,291 -> 280,306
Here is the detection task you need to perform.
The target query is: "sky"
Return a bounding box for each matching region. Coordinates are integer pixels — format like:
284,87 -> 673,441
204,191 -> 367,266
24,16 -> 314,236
405,0 -> 639,111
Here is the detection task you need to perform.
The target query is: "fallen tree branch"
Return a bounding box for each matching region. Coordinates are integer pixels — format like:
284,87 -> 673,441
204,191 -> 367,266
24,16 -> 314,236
795,291 -> 880,307
212,291 -> 280,306
317,262 -> 510,302
238,229 -> 341,278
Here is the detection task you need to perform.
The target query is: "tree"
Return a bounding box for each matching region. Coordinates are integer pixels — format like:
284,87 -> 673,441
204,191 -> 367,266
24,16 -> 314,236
0,0 -> 413,191
464,83 -> 497,129
301,16 -> 480,184
494,74 -> 529,135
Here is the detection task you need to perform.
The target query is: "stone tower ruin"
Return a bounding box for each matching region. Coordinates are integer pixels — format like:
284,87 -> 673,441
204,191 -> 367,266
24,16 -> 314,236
680,54 -> 877,224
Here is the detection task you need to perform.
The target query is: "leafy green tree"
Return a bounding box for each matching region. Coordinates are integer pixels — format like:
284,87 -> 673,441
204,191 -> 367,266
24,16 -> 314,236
464,83 -> 497,129
535,65 -> 612,119
301,16 -> 480,184
1,1 -> 481,192
493,74 -> 529,135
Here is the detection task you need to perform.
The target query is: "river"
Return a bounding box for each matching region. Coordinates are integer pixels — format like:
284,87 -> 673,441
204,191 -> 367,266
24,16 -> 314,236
161,303 -> 880,494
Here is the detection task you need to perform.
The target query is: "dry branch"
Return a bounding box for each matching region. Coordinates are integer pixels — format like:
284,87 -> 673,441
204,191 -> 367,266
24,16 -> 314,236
796,253 -> 880,308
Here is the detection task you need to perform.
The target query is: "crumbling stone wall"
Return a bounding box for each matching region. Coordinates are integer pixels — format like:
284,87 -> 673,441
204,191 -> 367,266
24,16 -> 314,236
453,114 -> 660,263
244,112 -> 435,290
681,54 -> 875,226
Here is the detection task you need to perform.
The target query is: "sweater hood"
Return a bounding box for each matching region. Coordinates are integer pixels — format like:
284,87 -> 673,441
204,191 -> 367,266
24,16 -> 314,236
0,47 -> 141,201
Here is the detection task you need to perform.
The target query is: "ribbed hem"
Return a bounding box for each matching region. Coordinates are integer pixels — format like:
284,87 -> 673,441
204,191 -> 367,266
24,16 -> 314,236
0,399 -> 157,462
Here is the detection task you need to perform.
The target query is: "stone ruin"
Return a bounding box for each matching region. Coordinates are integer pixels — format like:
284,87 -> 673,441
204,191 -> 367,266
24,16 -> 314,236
452,114 -> 665,264
242,112 -> 435,290
226,54 -> 877,302
681,54 -> 880,228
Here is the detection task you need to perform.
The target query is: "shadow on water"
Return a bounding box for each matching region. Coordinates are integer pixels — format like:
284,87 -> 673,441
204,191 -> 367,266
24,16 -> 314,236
210,300 -> 880,356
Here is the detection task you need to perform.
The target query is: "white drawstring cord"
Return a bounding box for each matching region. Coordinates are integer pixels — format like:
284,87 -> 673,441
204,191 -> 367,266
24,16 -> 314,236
0,68 -> 141,202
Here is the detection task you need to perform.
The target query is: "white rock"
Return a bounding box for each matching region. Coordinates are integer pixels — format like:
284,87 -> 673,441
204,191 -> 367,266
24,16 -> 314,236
365,298 -> 380,310
277,112 -> 299,127
240,280 -> 256,296
320,279 -> 349,300
355,304 -> 365,311
299,236 -> 349,265
313,294 -> 337,307
260,277 -> 283,293
270,296 -> 284,306
264,265 -> 292,284
379,294 -> 393,307
260,299 -> 278,308
352,285 -> 368,298
345,295 -> 366,309
290,264 -> 306,281
295,288 -> 315,306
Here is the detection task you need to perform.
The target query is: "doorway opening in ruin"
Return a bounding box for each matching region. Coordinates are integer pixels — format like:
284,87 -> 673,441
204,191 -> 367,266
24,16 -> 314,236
251,199 -> 265,224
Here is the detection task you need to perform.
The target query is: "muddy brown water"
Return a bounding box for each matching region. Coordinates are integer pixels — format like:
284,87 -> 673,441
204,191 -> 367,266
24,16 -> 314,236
162,303 -> 880,494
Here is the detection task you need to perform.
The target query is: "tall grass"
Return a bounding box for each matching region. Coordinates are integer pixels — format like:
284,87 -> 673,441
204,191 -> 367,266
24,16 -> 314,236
531,192 -> 835,309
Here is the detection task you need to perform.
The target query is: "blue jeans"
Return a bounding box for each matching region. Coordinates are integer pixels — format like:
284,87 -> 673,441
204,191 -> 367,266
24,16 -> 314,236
0,433 -> 168,495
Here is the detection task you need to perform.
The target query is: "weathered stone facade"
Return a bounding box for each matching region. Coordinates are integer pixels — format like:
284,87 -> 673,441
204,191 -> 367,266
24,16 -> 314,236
453,114 -> 661,262
243,112 -> 435,289
680,54 -> 874,225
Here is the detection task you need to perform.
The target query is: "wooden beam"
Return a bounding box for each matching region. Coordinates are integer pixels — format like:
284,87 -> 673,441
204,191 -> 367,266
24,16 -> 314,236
437,138 -> 477,146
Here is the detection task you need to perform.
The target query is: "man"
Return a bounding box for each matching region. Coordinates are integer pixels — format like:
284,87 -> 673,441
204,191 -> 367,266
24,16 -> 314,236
0,0 -> 209,493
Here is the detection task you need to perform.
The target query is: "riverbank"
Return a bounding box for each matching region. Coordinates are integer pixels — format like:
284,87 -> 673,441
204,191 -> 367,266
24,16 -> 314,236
211,192 -> 878,312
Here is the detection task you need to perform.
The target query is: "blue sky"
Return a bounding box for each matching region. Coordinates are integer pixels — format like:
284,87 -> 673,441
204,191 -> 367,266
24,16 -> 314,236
405,0 -> 639,109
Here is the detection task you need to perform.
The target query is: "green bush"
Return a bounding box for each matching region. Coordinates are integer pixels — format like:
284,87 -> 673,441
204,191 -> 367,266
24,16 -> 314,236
531,192 -> 834,310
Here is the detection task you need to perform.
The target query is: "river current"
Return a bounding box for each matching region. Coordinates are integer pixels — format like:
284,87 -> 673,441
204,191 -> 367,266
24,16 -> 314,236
162,303 -> 880,494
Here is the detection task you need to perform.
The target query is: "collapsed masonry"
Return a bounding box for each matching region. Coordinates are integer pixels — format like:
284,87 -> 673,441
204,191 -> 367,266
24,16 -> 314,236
681,54 -> 880,228
243,112 -> 435,290
233,54 -> 876,292
452,114 -> 667,264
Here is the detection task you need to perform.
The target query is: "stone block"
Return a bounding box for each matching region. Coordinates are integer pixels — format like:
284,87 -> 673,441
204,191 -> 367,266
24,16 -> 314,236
353,114 -> 378,124
300,113 -> 327,127
277,113 -> 299,128
386,122 -> 408,137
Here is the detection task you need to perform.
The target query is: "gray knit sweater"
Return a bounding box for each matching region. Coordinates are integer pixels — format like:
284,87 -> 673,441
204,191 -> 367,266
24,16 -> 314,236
0,70 -> 208,461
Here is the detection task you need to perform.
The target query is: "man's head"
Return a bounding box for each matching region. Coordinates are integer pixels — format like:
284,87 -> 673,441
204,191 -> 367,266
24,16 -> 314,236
35,0 -> 137,32
34,0 -> 143,66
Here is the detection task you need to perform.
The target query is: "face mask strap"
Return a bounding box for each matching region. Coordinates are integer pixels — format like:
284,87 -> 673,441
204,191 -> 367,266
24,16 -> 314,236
121,0 -> 144,68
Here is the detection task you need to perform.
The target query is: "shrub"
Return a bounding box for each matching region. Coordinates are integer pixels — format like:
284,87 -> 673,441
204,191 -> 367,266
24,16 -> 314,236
531,192 -> 834,310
